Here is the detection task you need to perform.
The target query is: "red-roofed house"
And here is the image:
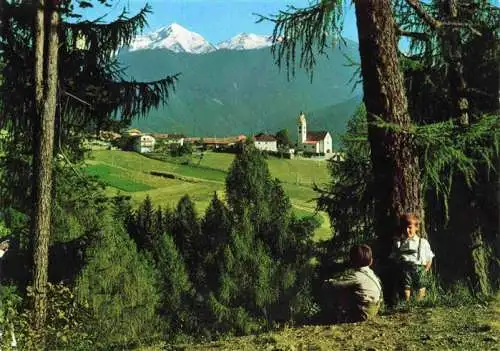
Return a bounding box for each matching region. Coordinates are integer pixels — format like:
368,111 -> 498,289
296,112 -> 333,154
254,133 -> 278,152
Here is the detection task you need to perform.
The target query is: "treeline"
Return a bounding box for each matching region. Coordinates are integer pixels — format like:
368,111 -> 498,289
0,144 -> 319,349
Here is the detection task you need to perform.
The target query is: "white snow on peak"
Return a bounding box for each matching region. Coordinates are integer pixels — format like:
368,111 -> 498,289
216,33 -> 273,51
127,23 -> 216,54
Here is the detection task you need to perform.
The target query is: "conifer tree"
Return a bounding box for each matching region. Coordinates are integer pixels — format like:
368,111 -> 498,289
214,144 -> 317,331
152,231 -> 193,337
130,195 -> 157,252
201,192 -> 232,292
0,1 -> 178,329
171,195 -> 204,287
75,213 -> 161,348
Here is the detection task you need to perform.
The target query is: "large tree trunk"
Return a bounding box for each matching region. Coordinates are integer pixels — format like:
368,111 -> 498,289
440,0 -> 469,127
31,1 -> 59,331
353,0 -> 422,258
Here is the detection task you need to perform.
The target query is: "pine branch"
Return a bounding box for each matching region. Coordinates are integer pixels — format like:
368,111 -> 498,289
99,74 -> 180,120
65,5 -> 152,58
396,27 -> 429,41
405,0 -> 482,36
256,0 -> 344,79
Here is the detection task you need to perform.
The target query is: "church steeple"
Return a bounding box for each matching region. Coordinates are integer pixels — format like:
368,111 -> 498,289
297,111 -> 307,146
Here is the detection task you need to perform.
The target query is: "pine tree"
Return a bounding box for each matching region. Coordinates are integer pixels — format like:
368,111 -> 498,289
152,231 -> 193,337
75,212 -> 161,348
201,192 -> 232,292
171,195 -> 204,287
0,0 -> 178,331
130,195 -> 157,252
212,144 -> 317,331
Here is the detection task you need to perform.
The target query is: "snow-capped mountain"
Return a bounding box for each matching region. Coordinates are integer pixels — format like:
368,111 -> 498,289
127,23 -> 216,54
216,33 -> 273,51
125,23 -> 274,54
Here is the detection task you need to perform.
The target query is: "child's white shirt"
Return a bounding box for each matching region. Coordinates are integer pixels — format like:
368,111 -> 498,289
396,235 -> 434,265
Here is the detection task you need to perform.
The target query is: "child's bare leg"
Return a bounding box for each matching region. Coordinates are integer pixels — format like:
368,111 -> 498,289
404,289 -> 411,301
417,288 -> 426,301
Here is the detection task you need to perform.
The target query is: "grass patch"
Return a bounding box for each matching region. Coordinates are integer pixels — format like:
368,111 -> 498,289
88,150 -> 333,241
176,296 -> 500,350
85,164 -> 155,192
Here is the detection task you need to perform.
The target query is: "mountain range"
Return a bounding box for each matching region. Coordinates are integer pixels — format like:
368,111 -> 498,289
119,23 -> 362,140
125,23 -> 274,53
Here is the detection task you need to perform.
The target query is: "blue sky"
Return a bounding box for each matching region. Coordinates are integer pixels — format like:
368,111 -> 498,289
81,0 -> 359,44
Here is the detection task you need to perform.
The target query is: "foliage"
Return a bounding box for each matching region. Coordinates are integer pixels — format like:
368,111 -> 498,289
257,0 -> 345,78
75,211 -> 161,349
316,105 -> 374,265
1,283 -> 94,351
414,114 -> 499,217
153,232 -> 194,338
275,129 -> 292,148
214,144 -> 318,333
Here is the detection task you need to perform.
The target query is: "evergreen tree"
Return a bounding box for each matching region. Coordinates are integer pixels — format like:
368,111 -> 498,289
212,144 -> 317,332
0,1 -> 177,330
75,212 -> 161,348
152,231 -> 194,338
171,195 -> 204,287
226,143 -> 273,225
201,192 -> 232,292
130,195 -> 157,252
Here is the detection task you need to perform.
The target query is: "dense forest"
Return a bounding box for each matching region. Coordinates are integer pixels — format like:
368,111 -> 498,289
0,0 -> 498,349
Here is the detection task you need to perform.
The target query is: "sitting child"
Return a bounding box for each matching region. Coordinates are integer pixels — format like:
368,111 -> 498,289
391,213 -> 434,301
324,244 -> 382,322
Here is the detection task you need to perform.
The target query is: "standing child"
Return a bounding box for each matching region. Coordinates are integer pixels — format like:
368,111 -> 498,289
393,213 -> 435,301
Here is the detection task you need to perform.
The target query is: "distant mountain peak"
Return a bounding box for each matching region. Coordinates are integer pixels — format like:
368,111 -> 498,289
217,33 -> 273,51
127,23 -> 216,54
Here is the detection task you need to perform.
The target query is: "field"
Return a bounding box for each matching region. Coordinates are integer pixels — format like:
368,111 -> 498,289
85,150 -> 332,241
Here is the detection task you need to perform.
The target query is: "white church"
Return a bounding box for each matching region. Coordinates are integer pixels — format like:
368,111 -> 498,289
296,112 -> 333,154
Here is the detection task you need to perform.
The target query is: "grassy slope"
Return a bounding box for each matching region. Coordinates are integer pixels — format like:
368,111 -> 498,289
177,296 -> 500,351
86,150 -> 332,241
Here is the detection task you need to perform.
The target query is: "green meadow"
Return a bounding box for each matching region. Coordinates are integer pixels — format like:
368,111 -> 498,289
86,150 -> 332,241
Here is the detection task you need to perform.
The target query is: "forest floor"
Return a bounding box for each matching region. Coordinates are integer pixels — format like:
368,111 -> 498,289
164,294 -> 500,351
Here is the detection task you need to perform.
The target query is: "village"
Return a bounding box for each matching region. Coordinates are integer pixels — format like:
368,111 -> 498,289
90,112 -> 343,160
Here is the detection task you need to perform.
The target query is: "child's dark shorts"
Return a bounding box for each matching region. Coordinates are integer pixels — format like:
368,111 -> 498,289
401,262 -> 428,289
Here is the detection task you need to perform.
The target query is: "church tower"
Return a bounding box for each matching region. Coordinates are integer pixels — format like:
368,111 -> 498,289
297,111 -> 307,148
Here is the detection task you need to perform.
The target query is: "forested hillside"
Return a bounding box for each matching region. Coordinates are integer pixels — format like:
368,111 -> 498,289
118,43 -> 361,136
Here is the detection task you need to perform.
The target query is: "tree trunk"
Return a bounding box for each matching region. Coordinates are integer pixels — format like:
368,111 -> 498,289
31,2 -> 59,331
353,0 -> 422,258
34,0 -> 44,109
440,0 -> 469,127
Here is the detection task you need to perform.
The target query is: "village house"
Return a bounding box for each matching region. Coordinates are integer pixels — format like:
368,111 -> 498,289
122,128 -> 142,138
133,134 -> 156,153
253,133 -> 278,152
296,112 -> 333,155
152,133 -> 185,146
187,135 -> 246,150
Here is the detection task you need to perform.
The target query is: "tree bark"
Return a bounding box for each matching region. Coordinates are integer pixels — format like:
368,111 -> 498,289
440,0 -> 469,126
353,0 -> 422,258
31,2 -> 59,331
34,0 -> 44,108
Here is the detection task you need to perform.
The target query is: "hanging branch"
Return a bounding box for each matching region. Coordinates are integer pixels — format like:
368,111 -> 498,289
405,0 -> 482,36
65,4 -> 151,58
103,74 -> 180,119
256,0 -> 344,79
